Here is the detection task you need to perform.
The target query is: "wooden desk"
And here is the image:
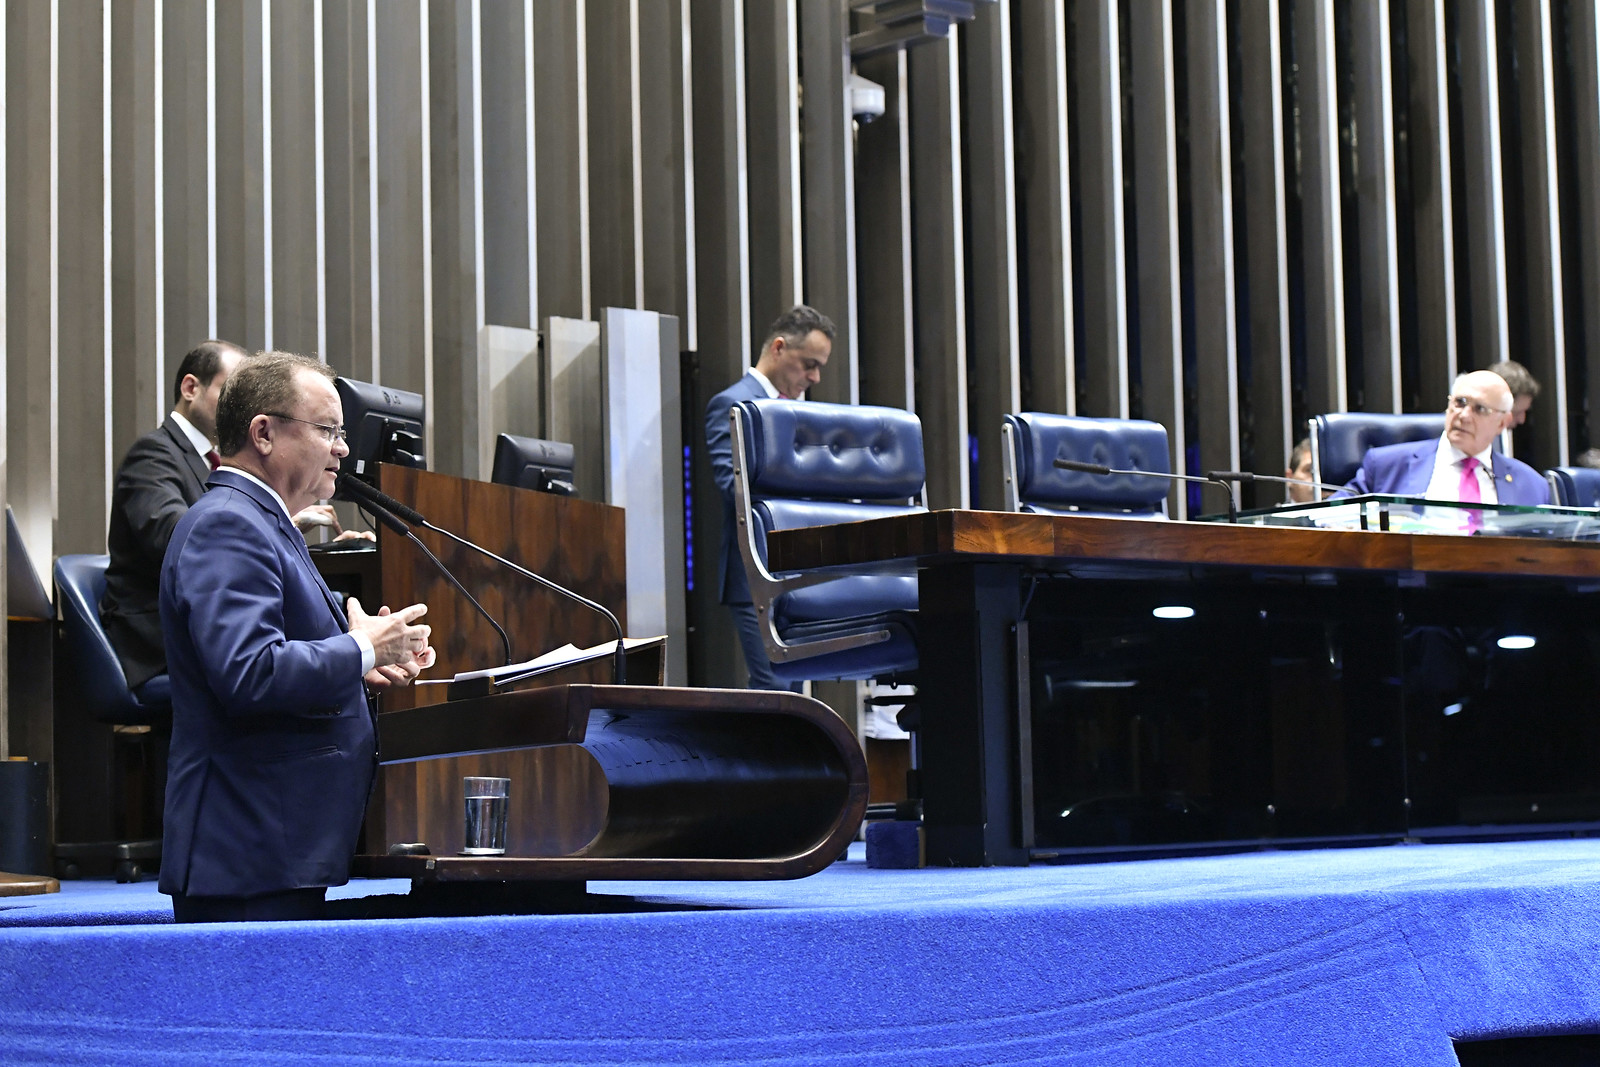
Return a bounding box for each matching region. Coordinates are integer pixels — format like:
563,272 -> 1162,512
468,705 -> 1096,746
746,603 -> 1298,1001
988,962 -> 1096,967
769,511 -> 1600,866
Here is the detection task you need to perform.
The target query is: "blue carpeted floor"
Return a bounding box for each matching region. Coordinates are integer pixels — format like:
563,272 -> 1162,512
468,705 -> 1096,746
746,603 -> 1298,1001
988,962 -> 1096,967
5,839 -> 1600,1065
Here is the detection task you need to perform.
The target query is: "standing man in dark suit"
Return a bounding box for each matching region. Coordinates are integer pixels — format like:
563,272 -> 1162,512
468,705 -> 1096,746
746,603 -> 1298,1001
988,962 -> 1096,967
1336,370 -> 1549,505
101,340 -> 247,689
704,305 -> 834,689
158,352 -> 435,923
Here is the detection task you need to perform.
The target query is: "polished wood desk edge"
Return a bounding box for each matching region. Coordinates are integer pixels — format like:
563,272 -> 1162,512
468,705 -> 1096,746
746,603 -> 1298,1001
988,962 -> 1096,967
765,508 -> 1600,579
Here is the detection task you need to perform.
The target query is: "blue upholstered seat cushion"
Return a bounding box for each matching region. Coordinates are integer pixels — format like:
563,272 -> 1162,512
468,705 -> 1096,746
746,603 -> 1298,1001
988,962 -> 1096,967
752,498 -> 921,628
1005,412 -> 1170,513
768,613 -> 919,684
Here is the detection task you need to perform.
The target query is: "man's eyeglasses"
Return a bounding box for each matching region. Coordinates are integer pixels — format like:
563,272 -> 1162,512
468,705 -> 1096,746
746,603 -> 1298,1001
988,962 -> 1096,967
1446,395 -> 1510,419
266,412 -> 347,443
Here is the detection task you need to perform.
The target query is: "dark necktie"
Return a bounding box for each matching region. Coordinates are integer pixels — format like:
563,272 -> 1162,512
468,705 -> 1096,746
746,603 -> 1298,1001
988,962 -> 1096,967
206,450 -> 221,471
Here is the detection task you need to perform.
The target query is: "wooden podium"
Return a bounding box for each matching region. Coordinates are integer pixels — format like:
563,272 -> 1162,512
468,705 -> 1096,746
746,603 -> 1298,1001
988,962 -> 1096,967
318,468 -> 867,885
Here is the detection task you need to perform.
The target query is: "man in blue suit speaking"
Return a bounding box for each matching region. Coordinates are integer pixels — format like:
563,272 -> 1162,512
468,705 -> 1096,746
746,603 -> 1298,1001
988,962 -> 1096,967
158,352 -> 436,923
704,306 -> 834,689
1337,369 -> 1549,506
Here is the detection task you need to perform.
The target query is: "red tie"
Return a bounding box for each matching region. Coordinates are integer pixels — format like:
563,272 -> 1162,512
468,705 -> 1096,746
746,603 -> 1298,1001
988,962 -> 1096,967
206,450 -> 221,472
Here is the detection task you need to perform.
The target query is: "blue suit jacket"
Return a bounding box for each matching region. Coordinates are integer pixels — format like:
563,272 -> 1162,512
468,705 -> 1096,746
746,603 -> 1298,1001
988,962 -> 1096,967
158,469 -> 375,899
706,372 -> 768,604
1338,438 -> 1550,505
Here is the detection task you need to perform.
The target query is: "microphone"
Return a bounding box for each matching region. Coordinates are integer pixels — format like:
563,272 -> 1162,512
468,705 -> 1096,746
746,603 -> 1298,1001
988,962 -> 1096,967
1204,470 -> 1345,501
1053,459 -> 1238,523
346,491 -> 514,667
337,473 -> 629,684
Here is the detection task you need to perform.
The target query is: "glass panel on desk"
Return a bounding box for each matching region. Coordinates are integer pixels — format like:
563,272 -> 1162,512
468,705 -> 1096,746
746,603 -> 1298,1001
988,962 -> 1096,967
1198,494 -> 1600,539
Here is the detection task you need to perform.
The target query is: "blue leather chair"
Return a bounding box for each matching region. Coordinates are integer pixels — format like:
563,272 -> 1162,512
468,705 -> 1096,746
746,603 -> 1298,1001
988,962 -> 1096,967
729,399 -> 923,684
53,554 -> 169,881
1545,467 -> 1600,508
1309,412 -> 1446,489
1000,413 -> 1171,517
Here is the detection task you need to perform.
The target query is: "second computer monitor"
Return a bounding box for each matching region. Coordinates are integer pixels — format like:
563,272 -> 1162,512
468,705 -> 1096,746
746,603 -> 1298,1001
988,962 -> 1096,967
491,433 -> 576,497
335,377 -> 426,481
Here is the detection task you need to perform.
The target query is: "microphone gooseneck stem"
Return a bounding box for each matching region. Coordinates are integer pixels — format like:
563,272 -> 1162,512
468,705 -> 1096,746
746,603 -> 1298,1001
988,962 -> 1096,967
418,520 -> 628,685
1053,459 -> 1238,523
352,497 -> 514,667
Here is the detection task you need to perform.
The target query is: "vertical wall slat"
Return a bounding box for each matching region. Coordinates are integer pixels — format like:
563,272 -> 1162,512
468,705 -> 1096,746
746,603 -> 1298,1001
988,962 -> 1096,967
1294,0 -> 1348,416
1404,0 -> 1458,401
269,0 -> 321,357
57,0 -> 109,554
1128,0 -> 1185,514
1457,1 -> 1511,370
1187,0 -> 1240,477
1015,0 -> 1075,416
1353,0 -> 1402,413
1074,0 -> 1128,418
854,49 -> 914,412
480,0 -> 535,331
533,0 -> 590,323
587,0 -> 643,315
1239,0 -> 1294,475
799,0 -> 857,404
965,2 -> 1023,511
372,2 -> 427,396
638,0 -> 695,345
910,33 -> 969,510
685,0 -> 749,686
5,1 -> 57,586
1573,0 -> 1600,451
744,0 -> 801,323
426,0 -> 486,479
1510,0 -> 1568,469
321,0 -> 374,377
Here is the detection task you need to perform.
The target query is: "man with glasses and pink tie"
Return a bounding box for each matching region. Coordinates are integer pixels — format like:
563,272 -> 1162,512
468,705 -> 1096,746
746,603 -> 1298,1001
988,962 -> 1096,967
1334,369 -> 1550,506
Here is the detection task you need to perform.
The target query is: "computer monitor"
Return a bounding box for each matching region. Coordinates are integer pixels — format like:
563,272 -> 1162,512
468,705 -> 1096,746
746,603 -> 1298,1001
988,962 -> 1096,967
335,377 -> 425,481
491,434 -> 576,497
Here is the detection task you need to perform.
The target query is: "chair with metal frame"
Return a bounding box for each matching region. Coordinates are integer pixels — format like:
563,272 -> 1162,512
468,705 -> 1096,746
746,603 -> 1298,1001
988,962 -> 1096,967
1000,412 -> 1172,517
1544,466 -> 1600,508
728,398 -> 924,685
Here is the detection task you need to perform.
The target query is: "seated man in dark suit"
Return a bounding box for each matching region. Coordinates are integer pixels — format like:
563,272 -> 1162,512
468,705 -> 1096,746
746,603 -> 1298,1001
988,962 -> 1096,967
1336,370 -> 1549,506
101,340 -> 246,689
704,305 -> 834,689
158,352 -> 436,923
102,340 -> 370,689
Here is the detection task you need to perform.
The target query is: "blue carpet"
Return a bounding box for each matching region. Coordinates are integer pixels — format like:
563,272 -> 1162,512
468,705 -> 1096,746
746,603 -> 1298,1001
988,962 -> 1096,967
4,839 -> 1600,1064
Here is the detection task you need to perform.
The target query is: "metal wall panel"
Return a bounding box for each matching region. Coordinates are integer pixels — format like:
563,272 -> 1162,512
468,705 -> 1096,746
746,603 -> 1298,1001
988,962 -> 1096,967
1353,0 -> 1402,413
1292,0 -> 1348,416
1456,1 -> 1511,369
744,0 -> 801,325
322,0 -> 375,376
1404,0 -> 1458,398
854,49 -> 914,411
799,0 -> 857,404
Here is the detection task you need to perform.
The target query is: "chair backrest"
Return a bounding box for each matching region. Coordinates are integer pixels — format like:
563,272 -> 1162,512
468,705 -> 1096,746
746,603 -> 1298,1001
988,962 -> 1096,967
1001,412 -> 1170,516
1310,412 -> 1446,488
1545,467 -> 1600,508
737,399 -> 924,627
54,553 -> 160,724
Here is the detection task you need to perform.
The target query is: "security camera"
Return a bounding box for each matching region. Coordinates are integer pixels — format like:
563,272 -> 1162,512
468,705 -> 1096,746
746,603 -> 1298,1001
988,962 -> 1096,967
849,73 -> 886,122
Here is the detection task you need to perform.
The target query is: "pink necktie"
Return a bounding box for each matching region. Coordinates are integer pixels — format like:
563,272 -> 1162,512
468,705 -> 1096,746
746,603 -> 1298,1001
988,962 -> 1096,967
1457,457 -> 1482,503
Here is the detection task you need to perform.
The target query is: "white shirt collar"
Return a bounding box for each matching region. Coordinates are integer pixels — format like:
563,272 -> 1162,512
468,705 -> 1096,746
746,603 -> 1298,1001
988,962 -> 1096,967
747,366 -> 781,399
1435,432 -> 1494,469
219,466 -> 295,524
169,411 -> 214,459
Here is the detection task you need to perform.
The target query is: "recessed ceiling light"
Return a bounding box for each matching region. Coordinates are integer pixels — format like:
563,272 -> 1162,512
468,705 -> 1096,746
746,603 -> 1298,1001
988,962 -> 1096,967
1152,605 -> 1195,620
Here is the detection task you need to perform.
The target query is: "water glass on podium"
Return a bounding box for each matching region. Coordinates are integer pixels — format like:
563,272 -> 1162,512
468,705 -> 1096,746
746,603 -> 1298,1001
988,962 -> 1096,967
462,776 -> 510,855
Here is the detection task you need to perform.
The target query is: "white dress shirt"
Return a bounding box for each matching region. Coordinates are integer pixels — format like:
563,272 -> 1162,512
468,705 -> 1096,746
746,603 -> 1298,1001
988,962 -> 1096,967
1422,434 -> 1498,505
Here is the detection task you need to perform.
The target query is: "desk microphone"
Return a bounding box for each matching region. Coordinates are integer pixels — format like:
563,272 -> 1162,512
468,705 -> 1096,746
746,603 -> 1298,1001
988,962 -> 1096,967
336,473 -> 628,684
1053,459 -> 1238,523
1204,470 -> 1345,500
342,488 -> 513,667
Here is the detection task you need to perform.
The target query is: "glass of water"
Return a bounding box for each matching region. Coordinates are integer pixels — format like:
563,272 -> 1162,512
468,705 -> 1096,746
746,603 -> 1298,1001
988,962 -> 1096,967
462,776 -> 510,855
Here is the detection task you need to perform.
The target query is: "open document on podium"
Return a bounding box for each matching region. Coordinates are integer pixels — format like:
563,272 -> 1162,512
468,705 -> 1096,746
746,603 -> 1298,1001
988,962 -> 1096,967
416,636 -> 666,689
